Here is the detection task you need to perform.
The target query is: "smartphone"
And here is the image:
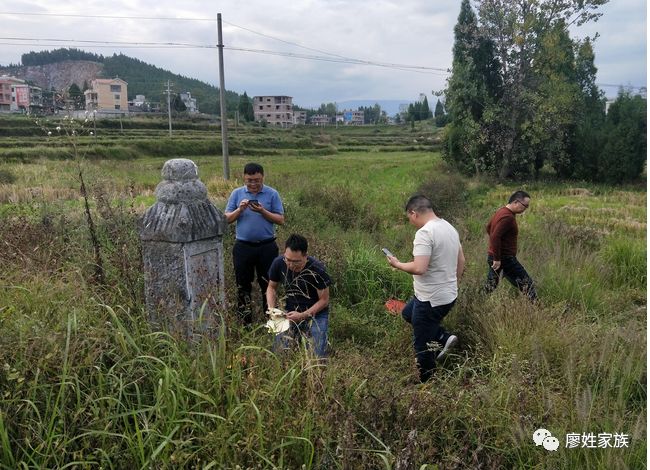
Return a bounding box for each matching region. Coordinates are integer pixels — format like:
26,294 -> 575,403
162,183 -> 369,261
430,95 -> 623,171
381,247 -> 394,257
248,199 -> 259,207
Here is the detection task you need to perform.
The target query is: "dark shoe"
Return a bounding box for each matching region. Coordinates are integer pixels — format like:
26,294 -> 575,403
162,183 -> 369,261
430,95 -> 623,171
437,335 -> 458,360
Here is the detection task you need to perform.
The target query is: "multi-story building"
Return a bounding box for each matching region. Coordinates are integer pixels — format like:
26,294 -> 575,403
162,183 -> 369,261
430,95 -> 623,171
84,78 -> 129,115
253,95 -> 293,127
0,76 -> 43,113
0,76 -> 20,112
342,110 -> 364,125
293,110 -> 307,125
310,114 -> 330,126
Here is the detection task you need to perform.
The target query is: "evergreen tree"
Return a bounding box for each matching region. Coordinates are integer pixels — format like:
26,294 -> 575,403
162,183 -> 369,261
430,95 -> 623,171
530,21 -> 580,177
171,94 -> 187,114
445,0 -> 608,178
421,96 -> 432,119
434,99 -> 448,127
572,39 -> 606,179
68,83 -> 84,110
598,91 -> 646,182
238,92 -> 254,121
444,0 -> 495,174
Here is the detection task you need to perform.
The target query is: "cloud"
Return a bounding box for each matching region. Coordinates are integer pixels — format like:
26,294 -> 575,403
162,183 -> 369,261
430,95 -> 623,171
0,0 -> 645,107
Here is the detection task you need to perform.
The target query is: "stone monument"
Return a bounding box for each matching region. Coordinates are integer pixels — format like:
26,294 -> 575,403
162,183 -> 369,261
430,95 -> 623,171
140,158 -> 226,338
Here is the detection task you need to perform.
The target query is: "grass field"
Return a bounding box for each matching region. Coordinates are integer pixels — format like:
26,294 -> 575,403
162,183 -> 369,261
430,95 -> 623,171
0,116 -> 645,469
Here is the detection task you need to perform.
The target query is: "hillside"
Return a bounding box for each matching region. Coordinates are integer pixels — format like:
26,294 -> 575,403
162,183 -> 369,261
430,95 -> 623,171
0,48 -> 240,115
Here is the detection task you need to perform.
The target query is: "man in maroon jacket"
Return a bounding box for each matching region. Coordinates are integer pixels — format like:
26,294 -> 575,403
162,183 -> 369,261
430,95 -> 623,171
485,190 -> 537,301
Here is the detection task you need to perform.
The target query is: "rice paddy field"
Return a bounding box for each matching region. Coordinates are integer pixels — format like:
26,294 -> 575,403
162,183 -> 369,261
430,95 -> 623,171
0,114 -> 646,468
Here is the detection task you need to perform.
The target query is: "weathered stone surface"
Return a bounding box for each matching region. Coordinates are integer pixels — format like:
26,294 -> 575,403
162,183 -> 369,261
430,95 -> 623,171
0,61 -> 104,91
140,158 -> 225,243
140,158 -> 226,338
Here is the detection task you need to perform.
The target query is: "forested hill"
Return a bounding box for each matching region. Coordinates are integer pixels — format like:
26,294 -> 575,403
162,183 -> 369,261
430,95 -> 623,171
100,53 -> 240,115
9,48 -> 240,115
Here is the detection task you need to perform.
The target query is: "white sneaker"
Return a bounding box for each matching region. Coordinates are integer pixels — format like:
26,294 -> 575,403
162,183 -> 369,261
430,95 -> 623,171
437,335 -> 458,360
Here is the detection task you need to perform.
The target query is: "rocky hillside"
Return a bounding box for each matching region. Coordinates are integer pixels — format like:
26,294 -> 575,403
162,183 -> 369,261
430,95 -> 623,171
1,49 -> 241,114
0,60 -> 103,91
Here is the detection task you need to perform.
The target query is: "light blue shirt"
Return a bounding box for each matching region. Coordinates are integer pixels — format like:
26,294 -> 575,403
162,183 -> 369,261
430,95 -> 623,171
225,185 -> 284,242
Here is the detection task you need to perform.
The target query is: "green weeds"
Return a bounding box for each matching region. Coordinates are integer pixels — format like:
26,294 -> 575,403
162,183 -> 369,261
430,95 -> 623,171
0,124 -> 645,468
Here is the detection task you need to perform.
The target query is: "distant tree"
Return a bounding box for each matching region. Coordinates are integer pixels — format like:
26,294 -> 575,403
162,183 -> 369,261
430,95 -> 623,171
421,96 -> 433,119
171,94 -> 187,114
530,21 -> 581,177
317,102 -> 338,117
444,0 -> 495,174
571,38 -> 606,179
68,83 -> 84,110
238,92 -> 254,121
598,91 -> 646,183
21,48 -> 103,66
434,99 -> 449,127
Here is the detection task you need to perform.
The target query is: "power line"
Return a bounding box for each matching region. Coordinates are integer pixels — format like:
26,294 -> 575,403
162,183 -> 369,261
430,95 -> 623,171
224,47 -> 448,75
0,11 -> 216,22
597,83 -> 646,90
0,37 -> 449,74
1,37 -> 214,48
1,12 -> 449,73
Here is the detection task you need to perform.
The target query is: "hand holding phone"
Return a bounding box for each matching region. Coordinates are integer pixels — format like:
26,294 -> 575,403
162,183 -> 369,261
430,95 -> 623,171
248,199 -> 260,208
381,247 -> 394,258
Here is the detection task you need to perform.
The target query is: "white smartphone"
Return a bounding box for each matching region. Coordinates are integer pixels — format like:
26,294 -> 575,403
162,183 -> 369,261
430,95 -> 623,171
381,247 -> 394,257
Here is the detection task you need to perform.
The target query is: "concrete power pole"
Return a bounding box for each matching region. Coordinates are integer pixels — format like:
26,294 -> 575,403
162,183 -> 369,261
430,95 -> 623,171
166,80 -> 173,137
217,13 -> 230,180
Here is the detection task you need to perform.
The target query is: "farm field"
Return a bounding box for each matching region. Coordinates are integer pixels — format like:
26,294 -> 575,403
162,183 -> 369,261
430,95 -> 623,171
0,116 -> 646,469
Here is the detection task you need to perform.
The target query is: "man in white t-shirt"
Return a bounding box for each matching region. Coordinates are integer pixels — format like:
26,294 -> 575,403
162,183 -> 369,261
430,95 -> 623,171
386,195 -> 465,382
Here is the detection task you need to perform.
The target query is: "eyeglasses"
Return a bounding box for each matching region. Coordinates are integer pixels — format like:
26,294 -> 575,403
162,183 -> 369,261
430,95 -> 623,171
244,178 -> 262,185
517,200 -> 529,209
284,257 -> 304,265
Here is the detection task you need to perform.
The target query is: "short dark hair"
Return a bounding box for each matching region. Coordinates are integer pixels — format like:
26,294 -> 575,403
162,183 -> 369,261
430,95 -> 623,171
244,162 -> 264,175
508,190 -> 531,204
405,194 -> 433,213
285,234 -> 308,254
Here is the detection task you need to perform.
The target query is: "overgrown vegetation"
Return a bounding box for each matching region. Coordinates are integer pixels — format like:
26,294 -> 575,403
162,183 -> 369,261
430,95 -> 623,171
0,119 -> 645,468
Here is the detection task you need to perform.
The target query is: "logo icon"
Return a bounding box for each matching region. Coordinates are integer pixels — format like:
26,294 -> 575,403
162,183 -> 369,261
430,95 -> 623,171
533,428 -> 559,451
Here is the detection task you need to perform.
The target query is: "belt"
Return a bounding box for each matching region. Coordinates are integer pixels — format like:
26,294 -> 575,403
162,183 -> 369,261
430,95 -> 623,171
236,237 -> 276,246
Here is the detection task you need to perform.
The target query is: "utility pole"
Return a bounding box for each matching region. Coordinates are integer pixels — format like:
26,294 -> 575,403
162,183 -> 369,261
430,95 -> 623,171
166,80 -> 172,137
217,13 -> 230,180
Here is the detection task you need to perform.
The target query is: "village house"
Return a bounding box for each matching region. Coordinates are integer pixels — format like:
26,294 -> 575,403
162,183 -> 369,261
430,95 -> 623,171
310,114 -> 330,126
253,95 -> 293,127
0,76 -> 42,113
84,78 -> 129,116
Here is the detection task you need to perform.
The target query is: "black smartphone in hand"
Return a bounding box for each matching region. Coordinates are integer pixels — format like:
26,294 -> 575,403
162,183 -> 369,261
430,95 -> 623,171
249,199 -> 259,207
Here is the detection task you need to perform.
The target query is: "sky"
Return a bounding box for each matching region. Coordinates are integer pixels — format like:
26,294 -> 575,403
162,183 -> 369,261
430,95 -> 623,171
0,0 -> 646,109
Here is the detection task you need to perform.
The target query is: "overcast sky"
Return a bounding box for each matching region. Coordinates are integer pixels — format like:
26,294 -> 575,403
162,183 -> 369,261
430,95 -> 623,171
0,0 -> 646,108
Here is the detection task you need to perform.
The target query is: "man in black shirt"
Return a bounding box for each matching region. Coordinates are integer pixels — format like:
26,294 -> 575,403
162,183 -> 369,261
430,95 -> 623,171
266,234 -> 332,357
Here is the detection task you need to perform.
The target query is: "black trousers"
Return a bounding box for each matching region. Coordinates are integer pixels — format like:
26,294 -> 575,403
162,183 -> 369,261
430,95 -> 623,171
402,298 -> 456,382
233,240 -> 279,325
486,255 -> 538,301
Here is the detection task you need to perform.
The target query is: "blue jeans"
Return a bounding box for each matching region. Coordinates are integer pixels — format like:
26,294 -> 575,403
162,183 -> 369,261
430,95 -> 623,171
402,297 -> 456,382
485,255 -> 537,301
273,312 -> 329,358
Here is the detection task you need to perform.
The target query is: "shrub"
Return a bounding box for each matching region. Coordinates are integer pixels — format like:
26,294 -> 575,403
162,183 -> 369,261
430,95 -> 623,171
416,161 -> 469,224
295,185 -> 381,232
0,169 -> 16,184
600,237 -> 647,289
